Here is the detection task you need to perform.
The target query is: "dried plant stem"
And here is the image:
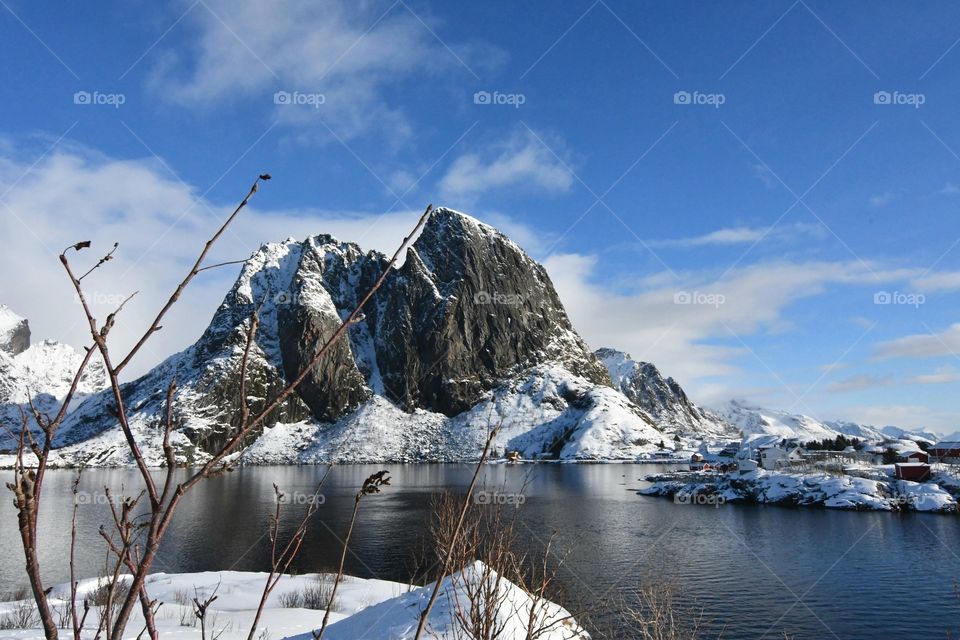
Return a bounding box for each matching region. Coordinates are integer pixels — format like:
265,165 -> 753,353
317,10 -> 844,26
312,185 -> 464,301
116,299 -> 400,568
413,425 -> 500,640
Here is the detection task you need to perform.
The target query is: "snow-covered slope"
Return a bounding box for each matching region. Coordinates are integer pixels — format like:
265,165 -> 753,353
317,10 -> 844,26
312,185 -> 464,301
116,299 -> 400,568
317,561 -> 588,640
0,307 -> 106,450
712,399 -> 936,444
596,348 -> 735,440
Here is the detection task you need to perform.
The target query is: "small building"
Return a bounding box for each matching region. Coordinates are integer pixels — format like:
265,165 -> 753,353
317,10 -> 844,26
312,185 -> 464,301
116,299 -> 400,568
894,462 -> 931,481
717,443 -> 740,459
505,451 -> 522,463
929,441 -> 960,464
897,450 -> 929,464
759,443 -> 805,470
690,452 -> 706,471
737,458 -> 758,474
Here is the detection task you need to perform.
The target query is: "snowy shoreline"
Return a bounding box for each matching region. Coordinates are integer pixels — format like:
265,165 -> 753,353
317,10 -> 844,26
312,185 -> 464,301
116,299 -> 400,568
639,468 -> 959,513
0,564 -> 588,639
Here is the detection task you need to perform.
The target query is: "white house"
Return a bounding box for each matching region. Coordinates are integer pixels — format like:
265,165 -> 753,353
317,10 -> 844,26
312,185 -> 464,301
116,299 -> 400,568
758,442 -> 805,470
738,458 -> 759,474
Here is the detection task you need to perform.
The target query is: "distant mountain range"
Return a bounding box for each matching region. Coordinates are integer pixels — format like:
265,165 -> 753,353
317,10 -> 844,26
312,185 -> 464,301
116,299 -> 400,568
0,209 -> 938,466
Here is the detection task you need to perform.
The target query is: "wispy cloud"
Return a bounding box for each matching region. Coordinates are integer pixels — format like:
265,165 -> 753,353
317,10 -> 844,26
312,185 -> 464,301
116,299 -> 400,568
937,183 -> 960,196
827,373 -> 893,393
909,366 -> 960,385
438,129 -> 574,200
149,0 -> 497,141
912,271 -> 960,293
868,191 -> 895,207
648,222 -> 825,249
544,254 -> 923,396
873,323 -> 960,361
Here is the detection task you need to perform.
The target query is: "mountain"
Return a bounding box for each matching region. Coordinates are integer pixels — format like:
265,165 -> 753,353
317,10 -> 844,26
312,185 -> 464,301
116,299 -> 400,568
0,305 -> 107,449
41,208 -> 665,465
712,399 -> 938,445
595,348 -> 735,440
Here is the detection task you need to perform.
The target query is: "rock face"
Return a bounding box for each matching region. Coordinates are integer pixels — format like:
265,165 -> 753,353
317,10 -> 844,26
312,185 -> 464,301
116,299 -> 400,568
0,305 -> 30,356
54,208 -> 616,461
0,307 -> 107,451
596,348 -> 734,439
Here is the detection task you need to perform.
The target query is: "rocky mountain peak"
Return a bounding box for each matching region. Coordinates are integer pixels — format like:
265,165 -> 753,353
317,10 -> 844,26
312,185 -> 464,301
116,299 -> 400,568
595,347 -> 733,438
0,305 -> 31,356
54,208 -> 613,457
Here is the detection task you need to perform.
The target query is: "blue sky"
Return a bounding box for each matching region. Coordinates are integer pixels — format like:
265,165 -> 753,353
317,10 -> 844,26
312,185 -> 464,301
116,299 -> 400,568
2,0 -> 960,431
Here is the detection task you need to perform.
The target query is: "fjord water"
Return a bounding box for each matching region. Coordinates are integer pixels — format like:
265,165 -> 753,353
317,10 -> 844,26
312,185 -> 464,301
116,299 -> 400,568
1,464 -> 955,639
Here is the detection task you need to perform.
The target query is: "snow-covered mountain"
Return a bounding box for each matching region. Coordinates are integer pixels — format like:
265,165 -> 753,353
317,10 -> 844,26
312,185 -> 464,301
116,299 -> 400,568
595,348 -> 735,440
712,399 -> 937,445
0,305 -> 106,449
25,208 -> 668,464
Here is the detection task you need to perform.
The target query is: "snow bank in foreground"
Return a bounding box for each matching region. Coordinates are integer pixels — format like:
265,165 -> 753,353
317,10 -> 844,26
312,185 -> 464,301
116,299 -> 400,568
0,563 -> 588,640
640,469 -> 958,513
314,561 -> 588,640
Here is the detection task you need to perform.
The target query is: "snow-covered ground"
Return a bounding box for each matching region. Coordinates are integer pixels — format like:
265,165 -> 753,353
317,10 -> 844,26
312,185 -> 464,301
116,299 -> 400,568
640,468 -> 958,512
0,563 -> 588,640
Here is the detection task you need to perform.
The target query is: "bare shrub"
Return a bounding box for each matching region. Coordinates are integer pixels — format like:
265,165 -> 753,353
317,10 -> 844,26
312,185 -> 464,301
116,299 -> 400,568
0,597 -> 40,630
174,588 -> 197,627
278,576 -> 339,612
612,582 -> 707,640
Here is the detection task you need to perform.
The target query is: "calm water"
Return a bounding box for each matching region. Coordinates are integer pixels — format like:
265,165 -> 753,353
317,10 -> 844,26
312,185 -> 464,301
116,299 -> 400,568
1,464 -> 957,639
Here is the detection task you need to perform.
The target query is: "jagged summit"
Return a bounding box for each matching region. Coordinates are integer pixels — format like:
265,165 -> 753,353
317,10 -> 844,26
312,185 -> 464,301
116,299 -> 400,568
40,208 -> 631,464
0,306 -> 106,450
595,347 -> 734,439
0,304 -> 31,356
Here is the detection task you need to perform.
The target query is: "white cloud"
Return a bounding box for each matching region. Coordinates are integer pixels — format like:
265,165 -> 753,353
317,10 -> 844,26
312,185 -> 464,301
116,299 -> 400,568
149,0 -> 494,141
938,183 -> 960,196
648,222 -> 825,248
438,130 -> 574,200
827,373 -> 893,393
543,254 -> 916,397
909,366 -> 960,385
911,271 -> 960,292
873,323 -> 960,361
868,192 -> 894,207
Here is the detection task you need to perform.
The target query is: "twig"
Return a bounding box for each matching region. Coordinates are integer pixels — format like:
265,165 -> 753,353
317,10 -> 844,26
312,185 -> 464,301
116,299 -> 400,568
414,424 -> 500,639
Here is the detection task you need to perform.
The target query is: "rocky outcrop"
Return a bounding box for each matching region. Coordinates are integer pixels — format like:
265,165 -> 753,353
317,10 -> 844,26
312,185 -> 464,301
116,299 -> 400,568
596,348 -> 733,439
0,305 -> 30,356
0,307 -> 107,451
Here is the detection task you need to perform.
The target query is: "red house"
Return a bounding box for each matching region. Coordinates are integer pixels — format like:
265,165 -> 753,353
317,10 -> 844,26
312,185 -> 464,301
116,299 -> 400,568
930,441 -> 960,463
895,462 -> 931,481
897,450 -> 929,464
